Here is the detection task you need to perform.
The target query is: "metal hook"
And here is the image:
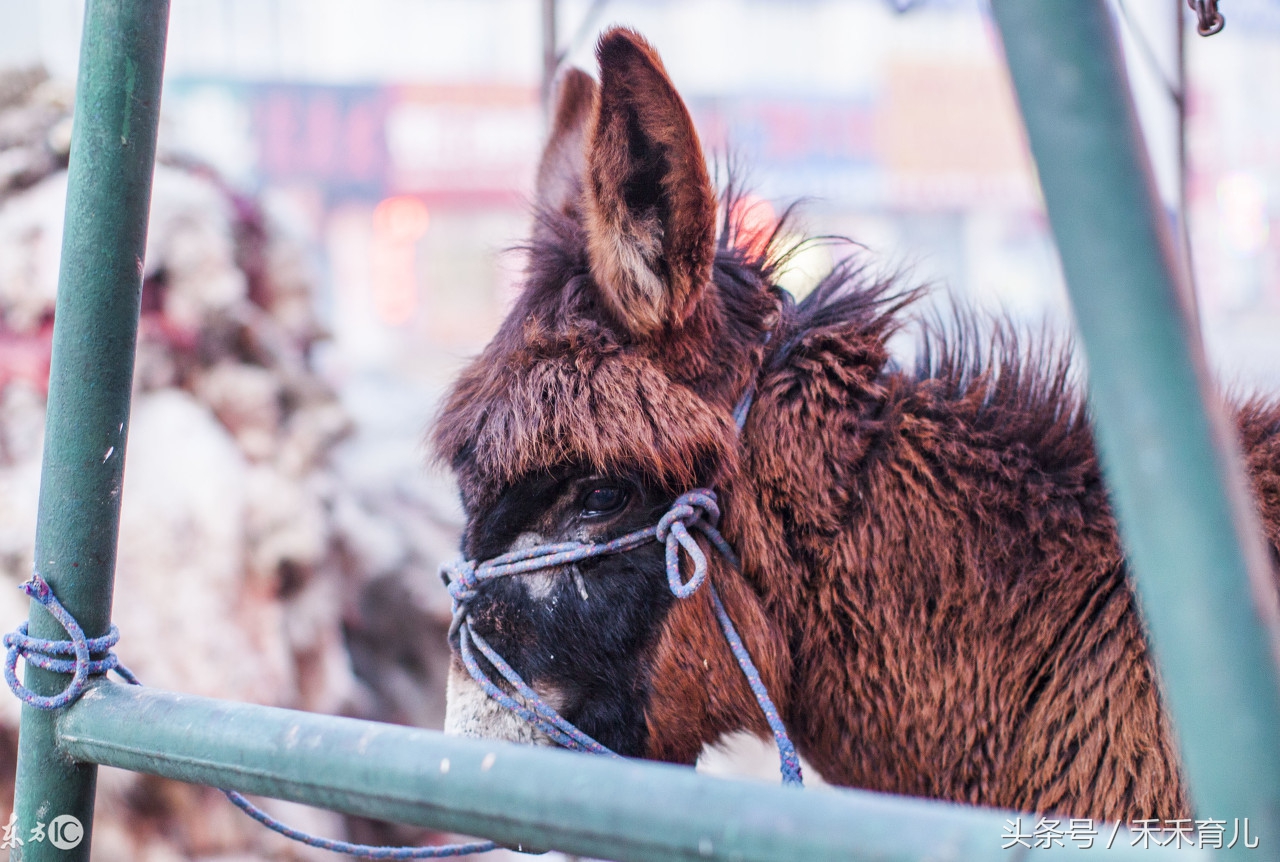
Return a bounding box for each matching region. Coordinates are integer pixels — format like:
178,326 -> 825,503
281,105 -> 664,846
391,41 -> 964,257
1188,0 -> 1225,36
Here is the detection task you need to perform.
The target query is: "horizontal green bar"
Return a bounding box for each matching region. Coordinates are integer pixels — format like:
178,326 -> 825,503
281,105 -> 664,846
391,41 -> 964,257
57,682 -> 1202,861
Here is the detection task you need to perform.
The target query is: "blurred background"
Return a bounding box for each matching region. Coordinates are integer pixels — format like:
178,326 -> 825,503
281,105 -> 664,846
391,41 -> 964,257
0,1 -> 1276,859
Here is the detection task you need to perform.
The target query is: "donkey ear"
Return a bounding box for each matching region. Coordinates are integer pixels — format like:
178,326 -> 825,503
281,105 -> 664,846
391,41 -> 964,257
584,29 -> 717,338
535,68 -> 598,217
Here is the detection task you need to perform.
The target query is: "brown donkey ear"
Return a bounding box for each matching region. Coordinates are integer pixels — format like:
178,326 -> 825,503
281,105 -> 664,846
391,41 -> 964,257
536,67 -> 598,216
584,29 -> 717,339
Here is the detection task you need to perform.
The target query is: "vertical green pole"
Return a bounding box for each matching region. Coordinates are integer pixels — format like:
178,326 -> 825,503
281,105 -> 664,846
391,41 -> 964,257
991,0 -> 1280,849
10,2 -> 169,860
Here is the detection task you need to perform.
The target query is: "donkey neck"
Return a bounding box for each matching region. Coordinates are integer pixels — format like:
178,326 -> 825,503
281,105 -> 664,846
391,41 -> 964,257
723,319 -> 1193,819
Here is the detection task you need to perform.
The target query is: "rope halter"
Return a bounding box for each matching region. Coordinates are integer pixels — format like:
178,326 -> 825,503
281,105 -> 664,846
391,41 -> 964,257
440,488 -> 804,786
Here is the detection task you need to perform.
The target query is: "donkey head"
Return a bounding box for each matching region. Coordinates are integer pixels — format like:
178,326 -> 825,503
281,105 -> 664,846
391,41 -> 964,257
433,29 -> 792,764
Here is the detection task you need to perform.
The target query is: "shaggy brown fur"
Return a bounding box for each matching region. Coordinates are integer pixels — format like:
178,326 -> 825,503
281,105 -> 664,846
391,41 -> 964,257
434,28 -> 1280,822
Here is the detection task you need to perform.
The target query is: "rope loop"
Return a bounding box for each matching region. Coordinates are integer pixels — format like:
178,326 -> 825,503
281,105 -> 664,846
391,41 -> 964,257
2,574 -> 132,710
663,519 -> 708,599
224,791 -> 496,859
656,490 -> 724,597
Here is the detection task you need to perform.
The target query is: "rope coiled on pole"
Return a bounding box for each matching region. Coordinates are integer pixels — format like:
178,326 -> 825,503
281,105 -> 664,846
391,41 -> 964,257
4,574 -> 497,859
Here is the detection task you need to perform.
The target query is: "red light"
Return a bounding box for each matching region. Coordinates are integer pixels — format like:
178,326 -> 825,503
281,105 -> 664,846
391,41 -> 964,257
370,196 -> 430,326
729,194 -> 777,261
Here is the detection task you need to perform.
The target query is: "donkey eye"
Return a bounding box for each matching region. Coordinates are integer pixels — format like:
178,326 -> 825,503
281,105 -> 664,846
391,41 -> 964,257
580,485 -> 629,518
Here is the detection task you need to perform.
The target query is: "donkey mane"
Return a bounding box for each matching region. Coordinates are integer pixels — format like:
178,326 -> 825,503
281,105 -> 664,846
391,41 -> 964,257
743,192 -> 1092,480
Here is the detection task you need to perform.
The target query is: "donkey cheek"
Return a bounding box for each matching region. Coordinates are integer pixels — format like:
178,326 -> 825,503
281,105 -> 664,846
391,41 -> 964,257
444,658 -> 562,747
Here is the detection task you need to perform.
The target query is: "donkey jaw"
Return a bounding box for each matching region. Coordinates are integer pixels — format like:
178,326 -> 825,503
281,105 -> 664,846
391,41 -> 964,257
444,659 -> 562,747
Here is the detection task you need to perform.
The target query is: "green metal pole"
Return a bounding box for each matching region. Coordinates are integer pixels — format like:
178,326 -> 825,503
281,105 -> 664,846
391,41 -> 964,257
57,681 -> 1206,861
10,2 -> 169,861
990,0 -> 1280,848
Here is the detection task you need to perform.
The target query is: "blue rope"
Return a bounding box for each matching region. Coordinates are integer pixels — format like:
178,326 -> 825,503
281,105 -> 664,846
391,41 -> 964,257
4,574 -> 497,859
707,585 -> 802,785
4,576 -> 136,709
730,330 -> 771,432
223,792 -> 494,859
441,488 -> 804,787
460,624 -> 617,755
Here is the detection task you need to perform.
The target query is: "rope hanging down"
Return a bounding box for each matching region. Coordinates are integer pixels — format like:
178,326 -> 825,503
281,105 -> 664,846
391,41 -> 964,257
441,489 -> 804,787
4,574 -> 496,860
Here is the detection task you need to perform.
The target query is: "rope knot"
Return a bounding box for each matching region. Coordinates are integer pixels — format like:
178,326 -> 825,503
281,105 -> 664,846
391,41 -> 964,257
4,574 -> 135,710
657,489 -> 726,599
655,489 -> 721,542
440,558 -> 479,603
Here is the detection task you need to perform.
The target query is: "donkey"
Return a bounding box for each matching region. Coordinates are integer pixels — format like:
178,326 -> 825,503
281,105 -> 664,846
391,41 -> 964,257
433,28 -> 1280,822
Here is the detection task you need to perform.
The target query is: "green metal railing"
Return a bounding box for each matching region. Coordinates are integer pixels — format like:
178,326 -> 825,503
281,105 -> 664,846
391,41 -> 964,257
7,1 -> 1276,860
50,683 -> 1068,862
11,2 -> 168,860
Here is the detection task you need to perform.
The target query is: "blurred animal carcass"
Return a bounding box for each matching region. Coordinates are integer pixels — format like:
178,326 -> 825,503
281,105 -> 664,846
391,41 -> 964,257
0,67 -> 464,861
